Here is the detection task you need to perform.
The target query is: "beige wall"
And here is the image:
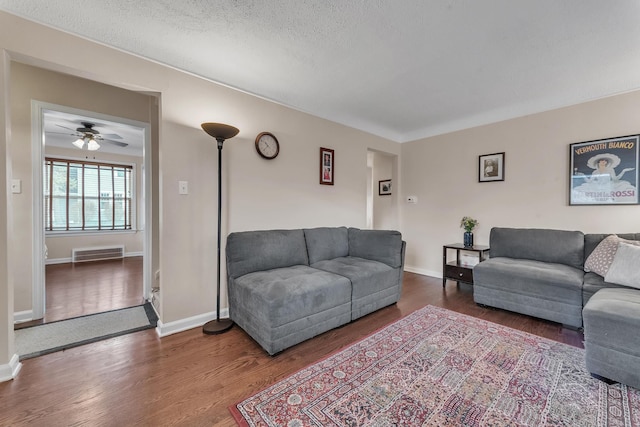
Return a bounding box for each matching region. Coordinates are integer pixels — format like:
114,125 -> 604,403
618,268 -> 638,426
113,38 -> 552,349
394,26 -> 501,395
401,91 -> 640,276
0,9 -> 400,342
9,61 -> 154,313
43,146 -> 144,261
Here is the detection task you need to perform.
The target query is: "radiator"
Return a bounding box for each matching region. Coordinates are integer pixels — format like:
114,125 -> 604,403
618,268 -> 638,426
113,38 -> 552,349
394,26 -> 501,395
72,245 -> 125,263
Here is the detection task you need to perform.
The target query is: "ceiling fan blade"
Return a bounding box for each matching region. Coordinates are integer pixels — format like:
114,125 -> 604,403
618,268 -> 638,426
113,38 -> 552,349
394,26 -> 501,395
55,124 -> 78,132
48,131 -> 79,136
102,139 -> 129,148
101,133 -> 123,140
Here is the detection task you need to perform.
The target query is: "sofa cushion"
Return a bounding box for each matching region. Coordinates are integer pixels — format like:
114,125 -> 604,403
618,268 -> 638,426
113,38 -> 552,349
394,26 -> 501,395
231,265 -> 351,328
303,227 -> 349,264
489,228 -> 584,269
583,288 -> 640,390
474,257 -> 584,304
348,228 -> 403,268
312,256 -> 400,320
583,272 -> 632,306
585,235 -> 640,277
226,229 -> 309,279
312,256 -> 396,298
604,242 -> 640,289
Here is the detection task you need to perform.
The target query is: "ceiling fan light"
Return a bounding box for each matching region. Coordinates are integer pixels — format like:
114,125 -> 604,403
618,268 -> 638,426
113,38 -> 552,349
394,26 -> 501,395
72,138 -> 85,149
87,139 -> 100,151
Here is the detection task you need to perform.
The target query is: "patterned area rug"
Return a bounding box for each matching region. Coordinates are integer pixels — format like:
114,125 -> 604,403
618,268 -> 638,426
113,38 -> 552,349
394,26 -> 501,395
231,305 -> 640,426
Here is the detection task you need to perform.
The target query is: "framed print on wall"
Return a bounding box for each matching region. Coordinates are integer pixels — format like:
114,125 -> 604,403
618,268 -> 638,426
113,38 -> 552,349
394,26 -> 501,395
320,147 -> 334,185
569,134 -> 639,205
379,179 -> 392,195
479,152 -> 505,182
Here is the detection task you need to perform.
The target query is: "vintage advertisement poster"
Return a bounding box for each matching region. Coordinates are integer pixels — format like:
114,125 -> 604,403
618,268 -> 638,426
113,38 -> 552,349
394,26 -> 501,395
570,135 -> 639,205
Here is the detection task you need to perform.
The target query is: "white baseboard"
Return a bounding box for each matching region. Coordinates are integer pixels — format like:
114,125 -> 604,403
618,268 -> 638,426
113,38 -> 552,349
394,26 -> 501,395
0,354 -> 22,382
45,257 -> 72,265
13,310 -> 33,324
155,308 -> 229,338
404,266 -> 441,278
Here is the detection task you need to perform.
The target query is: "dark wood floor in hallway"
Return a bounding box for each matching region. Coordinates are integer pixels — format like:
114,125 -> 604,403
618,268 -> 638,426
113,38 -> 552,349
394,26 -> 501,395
16,257 -> 145,328
1,272 -> 584,426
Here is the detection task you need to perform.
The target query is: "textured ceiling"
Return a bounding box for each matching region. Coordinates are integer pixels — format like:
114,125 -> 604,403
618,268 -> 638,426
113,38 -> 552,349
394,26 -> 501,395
2,1 -> 640,142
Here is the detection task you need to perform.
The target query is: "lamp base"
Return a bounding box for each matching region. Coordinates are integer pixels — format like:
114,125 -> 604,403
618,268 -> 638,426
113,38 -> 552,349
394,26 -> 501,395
202,318 -> 234,335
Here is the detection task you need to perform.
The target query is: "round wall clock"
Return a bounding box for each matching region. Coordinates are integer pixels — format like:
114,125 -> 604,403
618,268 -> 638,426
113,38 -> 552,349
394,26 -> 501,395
255,132 -> 280,160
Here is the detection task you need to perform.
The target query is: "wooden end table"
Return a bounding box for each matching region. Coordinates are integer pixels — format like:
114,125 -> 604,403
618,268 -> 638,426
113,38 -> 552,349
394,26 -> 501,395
442,243 -> 490,287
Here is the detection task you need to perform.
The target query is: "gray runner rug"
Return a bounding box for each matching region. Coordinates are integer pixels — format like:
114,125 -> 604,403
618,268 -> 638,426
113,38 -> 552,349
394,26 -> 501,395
15,303 -> 158,360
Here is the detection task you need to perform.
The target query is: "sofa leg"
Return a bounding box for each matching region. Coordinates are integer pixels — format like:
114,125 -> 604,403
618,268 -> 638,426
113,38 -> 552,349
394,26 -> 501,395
590,373 -> 616,385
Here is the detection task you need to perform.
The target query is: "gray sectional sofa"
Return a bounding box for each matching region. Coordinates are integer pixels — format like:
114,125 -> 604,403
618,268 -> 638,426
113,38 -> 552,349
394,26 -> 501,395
473,227 -> 640,328
226,227 -> 405,355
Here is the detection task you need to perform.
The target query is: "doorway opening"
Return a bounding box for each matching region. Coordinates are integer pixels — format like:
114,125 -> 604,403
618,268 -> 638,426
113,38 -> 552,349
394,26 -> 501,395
28,103 -> 152,325
366,149 -> 399,231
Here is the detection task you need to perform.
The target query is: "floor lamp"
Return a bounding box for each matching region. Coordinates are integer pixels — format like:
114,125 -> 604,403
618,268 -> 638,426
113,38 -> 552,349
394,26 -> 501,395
201,122 -> 239,335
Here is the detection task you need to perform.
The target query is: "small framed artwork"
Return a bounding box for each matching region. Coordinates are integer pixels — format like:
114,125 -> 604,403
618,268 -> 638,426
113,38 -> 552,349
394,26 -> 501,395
379,179 -> 392,196
320,147 -> 334,185
569,135 -> 639,205
479,152 -> 505,182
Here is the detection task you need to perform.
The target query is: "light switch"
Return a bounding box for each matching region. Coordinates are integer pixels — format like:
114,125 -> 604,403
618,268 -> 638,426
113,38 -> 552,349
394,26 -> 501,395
11,179 -> 21,194
407,196 -> 418,204
179,181 -> 188,195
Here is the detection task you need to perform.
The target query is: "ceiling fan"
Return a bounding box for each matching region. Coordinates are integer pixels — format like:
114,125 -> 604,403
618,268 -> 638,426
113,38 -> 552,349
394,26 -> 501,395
54,121 -> 129,151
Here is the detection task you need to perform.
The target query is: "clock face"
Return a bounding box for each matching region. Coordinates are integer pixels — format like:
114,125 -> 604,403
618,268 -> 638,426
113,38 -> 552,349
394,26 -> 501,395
255,132 -> 279,159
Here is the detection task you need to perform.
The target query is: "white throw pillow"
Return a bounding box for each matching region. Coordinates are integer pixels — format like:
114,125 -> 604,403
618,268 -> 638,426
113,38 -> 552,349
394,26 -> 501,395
604,242 -> 640,289
585,235 -> 640,276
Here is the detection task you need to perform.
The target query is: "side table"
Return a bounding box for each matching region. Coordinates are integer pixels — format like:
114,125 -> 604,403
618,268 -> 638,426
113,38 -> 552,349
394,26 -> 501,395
442,243 -> 490,287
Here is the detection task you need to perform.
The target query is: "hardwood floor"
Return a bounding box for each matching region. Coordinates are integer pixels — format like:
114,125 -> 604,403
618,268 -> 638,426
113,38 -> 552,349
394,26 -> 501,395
1,272 -> 584,426
16,257 -> 145,328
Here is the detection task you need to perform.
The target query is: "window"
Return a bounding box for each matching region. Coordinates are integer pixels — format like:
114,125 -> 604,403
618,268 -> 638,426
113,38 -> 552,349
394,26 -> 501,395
44,157 -> 133,232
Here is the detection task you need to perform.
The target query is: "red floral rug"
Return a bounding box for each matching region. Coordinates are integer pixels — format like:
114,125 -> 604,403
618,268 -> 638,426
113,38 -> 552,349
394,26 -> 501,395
230,305 -> 640,426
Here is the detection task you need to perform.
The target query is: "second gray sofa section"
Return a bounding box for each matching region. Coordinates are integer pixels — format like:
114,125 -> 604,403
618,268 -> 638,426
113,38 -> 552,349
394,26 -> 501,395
473,227 -> 640,328
473,228 -> 586,328
226,227 -> 405,355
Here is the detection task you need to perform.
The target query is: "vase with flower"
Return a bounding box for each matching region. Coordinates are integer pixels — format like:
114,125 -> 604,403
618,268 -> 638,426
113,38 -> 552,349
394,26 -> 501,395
460,216 -> 479,247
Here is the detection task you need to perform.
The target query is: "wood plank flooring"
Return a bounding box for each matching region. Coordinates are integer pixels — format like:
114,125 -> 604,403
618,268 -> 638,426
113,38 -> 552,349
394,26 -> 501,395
16,257 -> 144,328
1,272 -> 584,426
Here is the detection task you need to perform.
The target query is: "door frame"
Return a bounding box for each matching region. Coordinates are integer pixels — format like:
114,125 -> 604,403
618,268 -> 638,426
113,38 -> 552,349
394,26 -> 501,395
31,101 -> 152,319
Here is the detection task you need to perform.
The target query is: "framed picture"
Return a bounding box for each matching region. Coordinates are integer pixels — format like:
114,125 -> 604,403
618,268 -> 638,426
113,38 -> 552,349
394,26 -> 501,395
379,179 -> 392,196
320,147 -> 334,185
479,152 -> 505,182
569,135 -> 639,205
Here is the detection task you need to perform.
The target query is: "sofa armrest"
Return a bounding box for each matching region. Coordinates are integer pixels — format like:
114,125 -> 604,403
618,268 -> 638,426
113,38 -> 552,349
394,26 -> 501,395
348,228 -> 403,268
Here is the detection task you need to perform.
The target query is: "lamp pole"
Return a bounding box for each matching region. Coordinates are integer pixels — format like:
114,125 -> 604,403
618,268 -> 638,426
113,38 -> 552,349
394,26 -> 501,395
201,123 -> 239,335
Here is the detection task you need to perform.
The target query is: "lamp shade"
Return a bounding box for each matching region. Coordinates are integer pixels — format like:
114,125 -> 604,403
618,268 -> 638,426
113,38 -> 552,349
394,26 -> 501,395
201,123 -> 239,141
72,138 -> 85,149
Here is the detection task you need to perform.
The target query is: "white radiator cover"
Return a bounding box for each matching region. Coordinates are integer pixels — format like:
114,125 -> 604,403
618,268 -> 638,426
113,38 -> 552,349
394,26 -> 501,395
72,245 -> 125,263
